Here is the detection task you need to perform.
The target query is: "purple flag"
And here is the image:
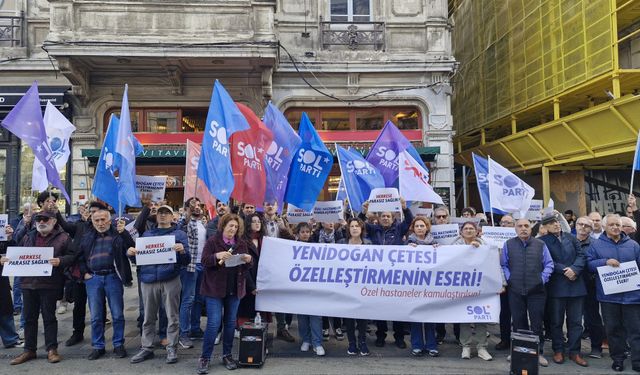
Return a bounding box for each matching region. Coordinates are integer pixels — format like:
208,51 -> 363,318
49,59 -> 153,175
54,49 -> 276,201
262,102 -> 301,213
1,82 -> 70,201
366,120 -> 426,187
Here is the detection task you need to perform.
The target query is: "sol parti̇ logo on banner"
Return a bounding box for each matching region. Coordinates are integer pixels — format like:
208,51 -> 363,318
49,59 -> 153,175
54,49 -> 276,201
208,120 -> 229,156
375,146 -> 399,171
236,142 -> 264,170
297,148 -> 329,178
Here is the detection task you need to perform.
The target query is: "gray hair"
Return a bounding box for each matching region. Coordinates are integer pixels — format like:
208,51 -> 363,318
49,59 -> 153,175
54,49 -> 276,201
576,216 -> 593,227
602,214 -> 621,227
433,205 -> 449,216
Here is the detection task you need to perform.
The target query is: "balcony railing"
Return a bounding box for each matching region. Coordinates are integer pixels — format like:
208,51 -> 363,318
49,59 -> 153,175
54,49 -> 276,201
320,21 -> 384,51
0,13 -> 24,47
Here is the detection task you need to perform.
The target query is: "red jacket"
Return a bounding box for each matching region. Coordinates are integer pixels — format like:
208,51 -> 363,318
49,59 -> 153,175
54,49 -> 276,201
200,233 -> 252,299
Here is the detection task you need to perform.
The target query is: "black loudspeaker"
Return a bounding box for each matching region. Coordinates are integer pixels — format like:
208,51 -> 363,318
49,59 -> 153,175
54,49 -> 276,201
510,330 -> 540,375
238,322 -> 267,367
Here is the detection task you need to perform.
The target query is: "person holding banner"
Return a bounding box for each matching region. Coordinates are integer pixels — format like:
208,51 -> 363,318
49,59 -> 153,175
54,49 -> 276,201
360,197 -> 413,349
77,208 -> 133,361
452,222 -> 494,361
501,218 -> 554,367
128,205 -> 190,365
197,214 -> 252,374
3,211 -> 74,365
261,201 -> 296,343
538,213 -> 588,367
405,216 -> 439,358
587,214 -> 640,373
292,222 -> 326,356
0,229 -> 23,350
337,218 -> 372,356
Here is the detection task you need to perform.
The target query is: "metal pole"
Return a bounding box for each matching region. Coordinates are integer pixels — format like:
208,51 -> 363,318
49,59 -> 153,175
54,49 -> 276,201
462,165 -> 469,208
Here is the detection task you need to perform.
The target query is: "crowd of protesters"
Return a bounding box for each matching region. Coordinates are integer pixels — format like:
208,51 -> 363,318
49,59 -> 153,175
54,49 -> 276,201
1,191 -> 640,374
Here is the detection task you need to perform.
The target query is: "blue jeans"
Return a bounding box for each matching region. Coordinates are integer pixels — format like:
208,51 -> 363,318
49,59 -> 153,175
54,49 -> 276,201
549,296 -> 584,355
86,273 -> 125,349
190,264 -> 204,334
200,295 -> 240,360
0,314 -> 19,347
12,277 -> 22,311
298,315 -> 322,347
179,268 -> 196,336
410,322 -> 437,351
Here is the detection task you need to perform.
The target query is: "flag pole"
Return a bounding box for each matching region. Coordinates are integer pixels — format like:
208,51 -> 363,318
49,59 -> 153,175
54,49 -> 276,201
487,156 -> 496,226
631,131 -> 640,196
334,143 -> 355,215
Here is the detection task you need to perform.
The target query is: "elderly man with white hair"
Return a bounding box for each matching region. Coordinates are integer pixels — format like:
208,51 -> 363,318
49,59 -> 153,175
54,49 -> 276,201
587,214 -> 640,372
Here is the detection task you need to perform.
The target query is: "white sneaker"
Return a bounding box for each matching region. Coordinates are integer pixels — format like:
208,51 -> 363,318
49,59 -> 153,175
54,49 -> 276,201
214,332 -> 221,345
234,329 -> 240,339
478,347 -> 493,361
461,347 -> 471,359
506,355 -> 511,362
538,355 -> 549,367
314,346 -> 325,356
300,342 -> 310,352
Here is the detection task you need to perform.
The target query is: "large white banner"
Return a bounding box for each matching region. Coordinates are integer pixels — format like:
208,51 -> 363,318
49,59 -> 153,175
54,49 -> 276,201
2,247 -> 54,277
597,261 -> 640,295
256,238 -> 502,323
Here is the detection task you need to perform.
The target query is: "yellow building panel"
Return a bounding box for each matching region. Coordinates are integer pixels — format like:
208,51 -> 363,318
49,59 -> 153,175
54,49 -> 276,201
452,0 -> 613,135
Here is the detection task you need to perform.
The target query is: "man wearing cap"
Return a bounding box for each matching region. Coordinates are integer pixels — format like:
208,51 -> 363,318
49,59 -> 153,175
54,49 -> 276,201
587,214 -> 640,373
539,213 -> 588,366
128,205 -> 190,364
77,208 -> 133,360
1,211 -> 74,365
501,218 -> 554,367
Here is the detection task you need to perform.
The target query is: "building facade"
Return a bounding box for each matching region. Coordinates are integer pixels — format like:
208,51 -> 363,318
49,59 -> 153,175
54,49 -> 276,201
1,0 -> 457,217
450,0 -> 640,215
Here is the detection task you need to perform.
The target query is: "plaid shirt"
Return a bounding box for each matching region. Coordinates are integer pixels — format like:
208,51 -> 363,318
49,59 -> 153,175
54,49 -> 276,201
186,219 -> 200,272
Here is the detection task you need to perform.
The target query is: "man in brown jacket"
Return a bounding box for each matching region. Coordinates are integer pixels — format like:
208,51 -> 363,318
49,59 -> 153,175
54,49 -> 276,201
1,210 -> 74,365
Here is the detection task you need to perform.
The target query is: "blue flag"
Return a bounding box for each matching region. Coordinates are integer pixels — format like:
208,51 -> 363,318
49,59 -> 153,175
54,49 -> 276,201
471,153 -> 506,215
263,102 -> 302,213
284,112 -> 332,211
113,85 -> 142,209
366,120 -> 427,187
336,145 -> 385,212
0,82 -> 70,201
93,114 -> 144,210
197,80 -> 250,203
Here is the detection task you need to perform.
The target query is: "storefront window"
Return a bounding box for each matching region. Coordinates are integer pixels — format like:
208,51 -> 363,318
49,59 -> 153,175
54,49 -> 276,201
285,110 -> 318,131
181,108 -> 207,132
20,143 -> 66,210
147,111 -> 178,133
392,108 -> 420,130
356,110 -> 384,130
109,110 -> 141,132
322,111 -> 350,130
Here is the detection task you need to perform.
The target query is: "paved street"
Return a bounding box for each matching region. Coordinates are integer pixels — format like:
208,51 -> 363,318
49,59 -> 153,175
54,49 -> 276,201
0,275 -> 636,375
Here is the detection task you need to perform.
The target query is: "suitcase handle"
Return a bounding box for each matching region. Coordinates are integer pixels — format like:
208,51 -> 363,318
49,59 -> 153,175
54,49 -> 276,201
516,329 -> 535,336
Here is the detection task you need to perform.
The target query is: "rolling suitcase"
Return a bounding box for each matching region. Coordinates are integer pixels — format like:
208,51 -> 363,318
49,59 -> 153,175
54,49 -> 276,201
238,321 -> 267,367
510,330 -> 540,375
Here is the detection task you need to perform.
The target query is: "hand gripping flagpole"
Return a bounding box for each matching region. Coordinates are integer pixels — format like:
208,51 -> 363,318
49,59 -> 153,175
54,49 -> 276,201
334,144 -> 355,215
487,156 -> 496,226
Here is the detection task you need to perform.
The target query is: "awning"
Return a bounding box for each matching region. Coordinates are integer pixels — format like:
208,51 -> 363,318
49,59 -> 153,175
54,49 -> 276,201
0,86 -> 69,116
82,145 -> 440,164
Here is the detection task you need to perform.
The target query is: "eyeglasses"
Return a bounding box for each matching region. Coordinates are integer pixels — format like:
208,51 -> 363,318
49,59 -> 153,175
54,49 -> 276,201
35,216 -> 50,223
435,215 -> 448,219
500,221 -> 513,225
576,223 -> 592,228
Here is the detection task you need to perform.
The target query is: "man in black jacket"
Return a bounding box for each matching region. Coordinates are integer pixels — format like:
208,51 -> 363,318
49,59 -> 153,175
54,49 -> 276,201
77,208 -> 133,361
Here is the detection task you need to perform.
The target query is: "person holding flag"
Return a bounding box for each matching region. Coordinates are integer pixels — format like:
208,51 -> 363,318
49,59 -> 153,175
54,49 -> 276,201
198,80 -> 250,204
